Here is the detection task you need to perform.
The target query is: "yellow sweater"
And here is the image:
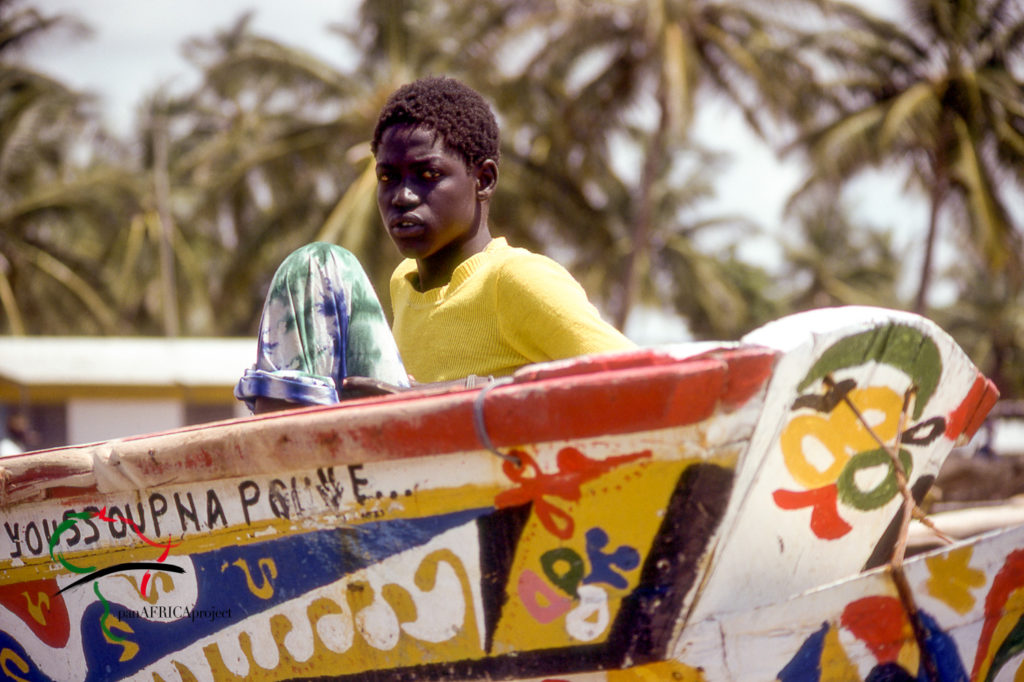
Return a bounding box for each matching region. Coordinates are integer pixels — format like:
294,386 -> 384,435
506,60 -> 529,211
390,238 -> 635,383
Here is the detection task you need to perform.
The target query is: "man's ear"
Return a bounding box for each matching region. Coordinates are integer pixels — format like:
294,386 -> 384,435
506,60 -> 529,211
475,159 -> 498,200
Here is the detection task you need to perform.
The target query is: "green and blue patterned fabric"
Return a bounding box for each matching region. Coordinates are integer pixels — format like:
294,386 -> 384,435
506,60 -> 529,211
235,243 -> 408,411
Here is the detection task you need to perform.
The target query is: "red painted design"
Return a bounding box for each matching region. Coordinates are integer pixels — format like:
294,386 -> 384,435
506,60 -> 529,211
495,448 -> 651,539
0,579 -> 70,648
841,595 -> 908,664
772,485 -> 852,540
970,549 -> 1024,681
945,375 -> 1000,442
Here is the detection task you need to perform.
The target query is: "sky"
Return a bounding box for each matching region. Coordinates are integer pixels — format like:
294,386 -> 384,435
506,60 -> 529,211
20,0 -> 975,337
25,1 -> 358,132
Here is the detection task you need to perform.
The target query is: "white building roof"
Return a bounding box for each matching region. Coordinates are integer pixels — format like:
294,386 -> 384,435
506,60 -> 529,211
0,337 -> 255,399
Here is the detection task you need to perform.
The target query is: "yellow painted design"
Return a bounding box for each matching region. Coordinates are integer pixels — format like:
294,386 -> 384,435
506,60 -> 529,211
222,558 -> 278,600
975,586 -> 1024,682
0,648 -> 30,682
925,546 -> 985,614
492,458 -> 695,653
152,661 -> 201,682
193,548 -> 486,680
124,571 -> 176,604
102,615 -> 139,662
2,539 -> 196,585
781,386 -> 901,489
20,590 -> 49,626
0,436 -> 740,680
608,659 -> 706,680
897,638 -> 920,677
820,623 -> 860,681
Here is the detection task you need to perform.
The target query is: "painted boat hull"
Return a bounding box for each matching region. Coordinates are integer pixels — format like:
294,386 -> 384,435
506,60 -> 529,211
0,306 -> 1008,681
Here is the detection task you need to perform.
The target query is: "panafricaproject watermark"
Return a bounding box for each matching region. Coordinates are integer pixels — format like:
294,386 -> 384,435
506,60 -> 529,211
48,507 -> 186,641
117,605 -> 232,624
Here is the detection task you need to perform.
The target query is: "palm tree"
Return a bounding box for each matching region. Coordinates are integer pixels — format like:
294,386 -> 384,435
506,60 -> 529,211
484,0 -> 812,336
165,1 -> 800,340
157,4 -> 530,333
780,193 -> 902,311
936,256 -> 1024,398
787,0 -> 1024,314
129,13 -> 370,336
0,1 -> 135,335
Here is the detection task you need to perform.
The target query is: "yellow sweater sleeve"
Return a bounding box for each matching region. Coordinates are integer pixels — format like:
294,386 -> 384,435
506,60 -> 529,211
494,251 -> 634,363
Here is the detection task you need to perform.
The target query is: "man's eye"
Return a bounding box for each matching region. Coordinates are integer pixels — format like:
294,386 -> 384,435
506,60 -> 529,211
421,169 -> 441,180
377,172 -> 391,183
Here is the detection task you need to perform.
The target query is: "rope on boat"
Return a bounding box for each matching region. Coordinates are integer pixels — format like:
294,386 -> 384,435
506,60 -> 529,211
472,377 -> 520,466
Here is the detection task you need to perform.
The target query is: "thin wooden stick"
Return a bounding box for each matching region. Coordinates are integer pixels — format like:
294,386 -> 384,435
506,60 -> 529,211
824,375 -> 942,682
912,507 -> 955,545
889,386 -> 916,566
823,376 -> 953,563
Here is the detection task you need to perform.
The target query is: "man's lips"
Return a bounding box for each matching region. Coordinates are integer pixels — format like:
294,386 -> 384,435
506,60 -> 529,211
389,217 -> 426,238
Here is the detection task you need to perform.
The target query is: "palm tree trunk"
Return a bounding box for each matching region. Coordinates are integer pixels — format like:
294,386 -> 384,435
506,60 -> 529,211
914,167 -> 947,315
0,267 -> 26,334
153,110 -> 180,336
614,85 -> 668,331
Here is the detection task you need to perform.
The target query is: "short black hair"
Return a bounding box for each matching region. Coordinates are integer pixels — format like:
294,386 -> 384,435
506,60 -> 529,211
372,76 -> 500,168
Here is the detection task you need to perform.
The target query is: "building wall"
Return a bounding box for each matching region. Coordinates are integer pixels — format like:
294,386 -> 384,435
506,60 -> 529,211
1,399 -> 249,452
0,337 -> 256,452
68,398 -> 185,445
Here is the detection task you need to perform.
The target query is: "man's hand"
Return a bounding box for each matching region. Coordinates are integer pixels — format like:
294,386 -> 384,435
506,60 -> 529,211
341,376 -> 407,397
253,397 -> 301,414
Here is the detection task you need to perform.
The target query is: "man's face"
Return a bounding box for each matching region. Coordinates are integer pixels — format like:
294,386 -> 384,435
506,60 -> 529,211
375,123 -> 480,263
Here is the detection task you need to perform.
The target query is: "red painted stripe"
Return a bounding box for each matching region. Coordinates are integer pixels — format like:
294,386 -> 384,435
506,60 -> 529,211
709,347 -> 777,408
336,349 -> 777,459
512,348 -> 684,382
964,378 -> 1000,440
945,375 -> 1001,441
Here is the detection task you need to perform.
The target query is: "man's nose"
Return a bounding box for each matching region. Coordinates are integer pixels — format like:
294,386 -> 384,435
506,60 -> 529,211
392,183 -> 417,206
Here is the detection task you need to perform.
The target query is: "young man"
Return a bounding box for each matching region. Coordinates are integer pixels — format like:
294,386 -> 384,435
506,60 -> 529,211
236,77 -> 633,412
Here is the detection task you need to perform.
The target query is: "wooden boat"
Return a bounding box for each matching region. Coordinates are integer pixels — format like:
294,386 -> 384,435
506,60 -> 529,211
0,306 -> 1015,681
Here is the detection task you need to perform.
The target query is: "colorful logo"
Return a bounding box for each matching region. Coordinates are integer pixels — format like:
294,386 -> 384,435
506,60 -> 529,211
48,508 -> 182,641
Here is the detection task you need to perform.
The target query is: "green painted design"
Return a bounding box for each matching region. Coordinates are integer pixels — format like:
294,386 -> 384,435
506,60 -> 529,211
798,325 -> 942,419
986,612 -> 1024,682
836,447 -> 913,511
541,547 -> 585,598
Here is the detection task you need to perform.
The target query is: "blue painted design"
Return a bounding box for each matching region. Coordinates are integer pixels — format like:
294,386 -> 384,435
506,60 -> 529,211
777,621 -> 828,681
581,527 -> 639,589
0,629 -> 55,681
80,507 -> 490,681
917,610 -> 967,682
